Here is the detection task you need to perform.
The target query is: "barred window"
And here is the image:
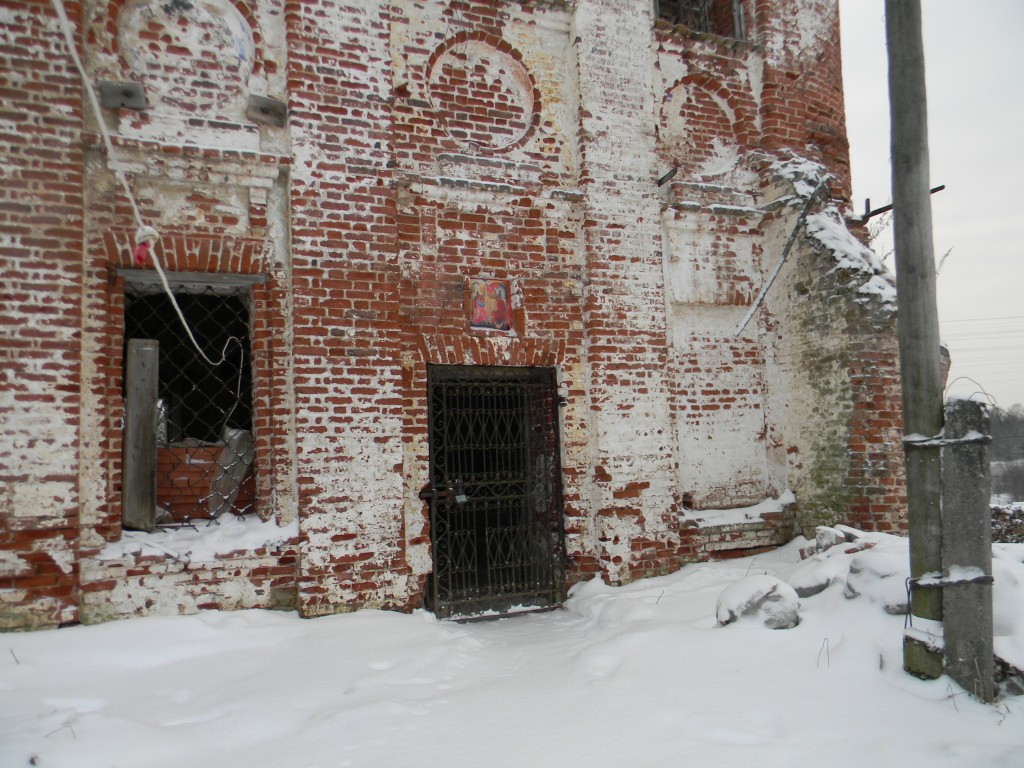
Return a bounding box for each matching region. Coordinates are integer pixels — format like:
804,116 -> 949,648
656,0 -> 746,41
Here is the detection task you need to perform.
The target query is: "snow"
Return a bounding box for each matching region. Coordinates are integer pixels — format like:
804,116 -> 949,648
4,532 -> 1024,767
804,208 -> 898,308
769,152 -> 829,198
686,490 -> 795,528
715,574 -> 800,629
992,548 -> 1024,669
769,152 -> 898,310
97,515 -> 298,563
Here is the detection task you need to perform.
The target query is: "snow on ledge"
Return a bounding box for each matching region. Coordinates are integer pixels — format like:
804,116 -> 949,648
804,208 -> 897,309
768,151 -> 897,311
99,515 -> 299,564
683,490 -> 796,529
768,153 -> 828,199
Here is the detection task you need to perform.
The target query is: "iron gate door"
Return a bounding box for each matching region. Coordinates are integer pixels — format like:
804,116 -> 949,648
427,365 -> 565,618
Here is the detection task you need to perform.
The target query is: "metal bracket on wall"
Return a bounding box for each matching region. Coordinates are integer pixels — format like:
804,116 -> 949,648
99,81 -> 147,111
247,95 -> 288,128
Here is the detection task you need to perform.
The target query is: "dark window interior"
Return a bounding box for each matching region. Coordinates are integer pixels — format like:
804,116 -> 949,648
124,290 -> 252,444
657,0 -> 745,40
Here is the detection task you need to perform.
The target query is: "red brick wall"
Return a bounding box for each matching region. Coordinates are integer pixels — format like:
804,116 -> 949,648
390,0 -> 596,590
69,0 -> 300,622
754,0 -> 852,199
575,0 -> 682,583
1,0 -> 85,629
284,0 -> 413,616
0,0 -> 906,629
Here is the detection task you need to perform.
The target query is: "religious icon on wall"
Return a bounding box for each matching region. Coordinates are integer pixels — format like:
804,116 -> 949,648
468,278 -> 512,332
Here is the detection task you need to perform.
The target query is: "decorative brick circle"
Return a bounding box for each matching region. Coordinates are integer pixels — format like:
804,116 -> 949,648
118,0 -> 255,108
660,74 -> 754,176
427,35 -> 539,153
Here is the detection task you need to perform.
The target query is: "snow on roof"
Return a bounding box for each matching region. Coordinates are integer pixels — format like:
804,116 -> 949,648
768,152 -> 829,199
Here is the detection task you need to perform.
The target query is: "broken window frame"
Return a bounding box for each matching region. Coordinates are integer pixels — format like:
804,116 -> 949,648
119,269 -> 265,532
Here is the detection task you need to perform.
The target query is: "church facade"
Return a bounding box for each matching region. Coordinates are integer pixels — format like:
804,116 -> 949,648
1,0 -> 905,629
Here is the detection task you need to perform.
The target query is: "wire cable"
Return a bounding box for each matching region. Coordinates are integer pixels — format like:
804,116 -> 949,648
51,0 -> 240,370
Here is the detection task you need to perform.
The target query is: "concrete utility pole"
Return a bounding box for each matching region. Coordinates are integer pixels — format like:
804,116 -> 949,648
941,400 -> 995,702
885,0 -> 944,667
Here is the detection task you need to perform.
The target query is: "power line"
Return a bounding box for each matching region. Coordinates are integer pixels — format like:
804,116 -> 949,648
941,315 -> 1024,324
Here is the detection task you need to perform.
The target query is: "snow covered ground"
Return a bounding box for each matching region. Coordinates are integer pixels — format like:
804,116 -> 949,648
3,531 -> 1024,768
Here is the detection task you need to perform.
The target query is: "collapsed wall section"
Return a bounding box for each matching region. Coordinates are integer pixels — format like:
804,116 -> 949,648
759,161 -> 905,536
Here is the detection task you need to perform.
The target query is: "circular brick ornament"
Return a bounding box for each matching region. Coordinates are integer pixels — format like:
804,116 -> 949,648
118,0 -> 255,109
427,36 -> 539,152
661,79 -> 738,176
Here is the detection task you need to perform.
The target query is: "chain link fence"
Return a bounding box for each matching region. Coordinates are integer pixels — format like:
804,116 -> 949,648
124,279 -> 255,527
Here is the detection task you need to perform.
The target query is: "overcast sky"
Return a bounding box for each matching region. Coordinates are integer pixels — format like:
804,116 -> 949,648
839,0 -> 1024,409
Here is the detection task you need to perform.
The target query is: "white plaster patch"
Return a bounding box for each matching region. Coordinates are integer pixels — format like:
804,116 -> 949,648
0,550 -> 32,578
0,590 -> 68,629
663,219 -> 758,306
697,138 -> 740,177
116,113 -> 263,153
794,1 -> 832,54
598,513 -> 647,583
0,481 -> 76,528
118,0 -> 255,108
0,327 -> 79,487
33,536 -> 76,575
135,179 -> 249,234
763,0 -> 832,62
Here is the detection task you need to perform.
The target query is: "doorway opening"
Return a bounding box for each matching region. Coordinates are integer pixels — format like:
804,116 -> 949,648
426,365 -> 565,618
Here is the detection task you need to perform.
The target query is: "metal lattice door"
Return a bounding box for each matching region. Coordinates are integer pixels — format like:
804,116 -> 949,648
427,365 -> 565,618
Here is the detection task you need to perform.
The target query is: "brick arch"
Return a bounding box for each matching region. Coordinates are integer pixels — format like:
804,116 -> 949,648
424,31 -> 542,154
109,0 -> 266,107
659,72 -> 757,173
104,230 -> 269,275
108,0 -> 264,71
418,333 -> 565,368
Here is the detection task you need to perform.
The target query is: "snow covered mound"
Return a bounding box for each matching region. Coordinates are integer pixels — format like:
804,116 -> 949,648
781,528 -> 1024,673
716,575 -> 801,629
844,546 -> 910,615
4,528 -> 1024,767
784,527 -> 909,614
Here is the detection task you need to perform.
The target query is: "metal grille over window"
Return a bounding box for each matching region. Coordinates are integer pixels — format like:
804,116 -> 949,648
426,365 -> 565,618
656,0 -> 745,40
123,274 -> 256,528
